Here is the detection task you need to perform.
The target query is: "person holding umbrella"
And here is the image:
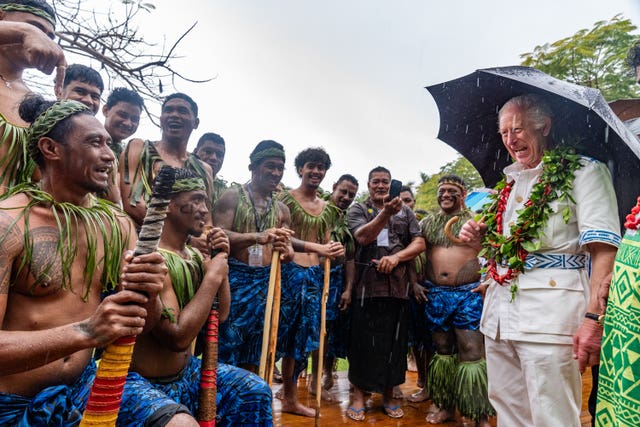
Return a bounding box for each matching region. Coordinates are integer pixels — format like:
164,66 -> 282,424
459,93 -> 620,427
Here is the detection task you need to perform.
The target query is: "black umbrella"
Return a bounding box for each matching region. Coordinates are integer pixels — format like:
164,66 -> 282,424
426,65 -> 640,227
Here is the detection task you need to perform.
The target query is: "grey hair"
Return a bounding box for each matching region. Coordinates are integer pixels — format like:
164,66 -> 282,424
498,93 -> 553,130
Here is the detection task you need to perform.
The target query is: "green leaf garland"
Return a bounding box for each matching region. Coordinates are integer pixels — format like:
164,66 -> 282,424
479,147 -> 582,300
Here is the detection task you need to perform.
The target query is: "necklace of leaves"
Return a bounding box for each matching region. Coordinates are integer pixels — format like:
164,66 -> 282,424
479,147 -> 582,301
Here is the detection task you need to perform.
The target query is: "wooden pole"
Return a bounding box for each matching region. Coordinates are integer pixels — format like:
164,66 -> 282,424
315,257 -> 331,424
265,256 -> 282,385
258,251 -> 280,380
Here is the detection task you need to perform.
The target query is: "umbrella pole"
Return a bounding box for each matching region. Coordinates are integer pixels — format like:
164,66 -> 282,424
258,251 -> 280,380
315,257 -> 331,424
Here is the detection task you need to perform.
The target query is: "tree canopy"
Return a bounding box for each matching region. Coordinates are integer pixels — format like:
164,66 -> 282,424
520,14 -> 639,101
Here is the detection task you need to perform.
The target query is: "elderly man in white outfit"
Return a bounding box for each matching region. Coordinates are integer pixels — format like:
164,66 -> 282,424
459,93 -> 620,427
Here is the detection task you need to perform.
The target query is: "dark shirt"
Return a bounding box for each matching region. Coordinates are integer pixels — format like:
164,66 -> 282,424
348,199 -> 421,299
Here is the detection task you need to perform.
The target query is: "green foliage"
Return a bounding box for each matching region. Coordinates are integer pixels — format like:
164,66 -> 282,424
520,14 -> 639,101
415,156 -> 483,212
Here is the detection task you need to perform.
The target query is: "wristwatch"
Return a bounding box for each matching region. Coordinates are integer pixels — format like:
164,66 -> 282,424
585,312 -> 605,327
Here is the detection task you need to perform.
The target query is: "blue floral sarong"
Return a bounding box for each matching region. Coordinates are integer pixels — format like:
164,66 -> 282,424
276,262 -> 322,373
423,280 -> 483,331
146,356 -> 272,427
219,258 -> 274,366
0,360 -> 182,426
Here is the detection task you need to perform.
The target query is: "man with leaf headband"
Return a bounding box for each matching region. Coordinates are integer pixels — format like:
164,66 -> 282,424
0,0 -> 67,193
0,95 -> 193,425
130,168 -> 273,426
213,140 -> 298,411
417,175 -> 493,427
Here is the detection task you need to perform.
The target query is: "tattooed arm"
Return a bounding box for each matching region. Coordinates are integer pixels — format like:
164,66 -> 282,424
0,208 -> 149,377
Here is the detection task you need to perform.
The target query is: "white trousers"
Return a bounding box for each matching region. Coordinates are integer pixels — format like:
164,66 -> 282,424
485,336 -> 582,427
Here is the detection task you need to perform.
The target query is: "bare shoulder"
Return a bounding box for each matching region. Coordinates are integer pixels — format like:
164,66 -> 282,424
276,201 -> 291,227
124,138 -> 146,161
214,187 -> 240,211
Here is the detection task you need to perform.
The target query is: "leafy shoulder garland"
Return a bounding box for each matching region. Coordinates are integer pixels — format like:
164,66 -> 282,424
0,183 -> 130,300
479,147 -> 583,300
278,189 -> 339,244
158,246 -> 204,322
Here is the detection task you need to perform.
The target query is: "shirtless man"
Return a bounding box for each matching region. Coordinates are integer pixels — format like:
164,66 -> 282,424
0,0 -> 66,192
55,63 -> 103,115
213,140 -> 301,412
277,148 -> 344,409
100,87 -> 144,205
120,92 -> 213,228
130,168 -> 273,426
416,175 -> 493,427
0,95 -> 192,425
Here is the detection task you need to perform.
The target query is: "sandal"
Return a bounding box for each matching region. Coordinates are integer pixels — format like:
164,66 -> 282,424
346,406 -> 365,421
383,404 -> 404,419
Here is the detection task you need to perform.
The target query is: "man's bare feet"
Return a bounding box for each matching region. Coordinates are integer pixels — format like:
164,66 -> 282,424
407,387 -> 430,403
281,400 -> 316,417
392,385 -> 404,399
426,408 -> 455,424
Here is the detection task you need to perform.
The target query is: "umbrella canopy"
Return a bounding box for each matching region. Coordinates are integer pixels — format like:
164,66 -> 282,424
426,66 -> 640,228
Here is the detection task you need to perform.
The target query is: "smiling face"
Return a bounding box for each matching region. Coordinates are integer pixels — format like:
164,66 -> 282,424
251,157 -> 285,193
169,189 -> 209,237
298,161 -> 327,189
160,98 -> 199,143
368,171 -> 391,207
437,183 -> 464,215
331,179 -> 358,210
498,104 -> 550,169
103,101 -> 141,143
57,114 -> 115,193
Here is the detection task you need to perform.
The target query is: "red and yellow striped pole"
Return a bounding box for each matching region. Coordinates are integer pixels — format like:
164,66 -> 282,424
81,166 -> 176,426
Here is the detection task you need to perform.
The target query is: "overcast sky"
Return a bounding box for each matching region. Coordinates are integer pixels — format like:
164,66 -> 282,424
88,0 -> 640,191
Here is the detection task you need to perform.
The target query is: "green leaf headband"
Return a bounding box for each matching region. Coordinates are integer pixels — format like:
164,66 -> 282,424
172,177 -> 206,195
28,100 -> 90,161
0,3 -> 55,26
250,147 -> 285,165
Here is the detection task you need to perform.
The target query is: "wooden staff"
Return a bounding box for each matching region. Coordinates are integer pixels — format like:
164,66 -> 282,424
197,296 -> 220,427
315,257 -> 331,424
265,256 -> 282,385
81,166 -> 176,426
258,251 -> 281,382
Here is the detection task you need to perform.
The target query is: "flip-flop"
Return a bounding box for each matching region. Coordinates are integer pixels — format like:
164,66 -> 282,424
383,404 -> 404,419
346,406 -> 365,421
